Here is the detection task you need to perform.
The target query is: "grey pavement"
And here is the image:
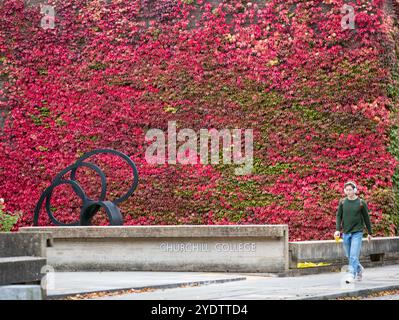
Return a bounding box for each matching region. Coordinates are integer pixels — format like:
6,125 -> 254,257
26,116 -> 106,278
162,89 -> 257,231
87,264 -> 399,300
47,272 -> 247,297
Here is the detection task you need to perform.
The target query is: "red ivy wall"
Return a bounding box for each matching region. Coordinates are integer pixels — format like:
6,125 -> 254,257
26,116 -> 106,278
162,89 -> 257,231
1,0 -> 399,240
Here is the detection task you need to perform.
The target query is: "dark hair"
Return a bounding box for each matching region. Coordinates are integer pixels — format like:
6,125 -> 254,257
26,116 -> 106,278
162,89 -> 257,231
344,181 -> 356,189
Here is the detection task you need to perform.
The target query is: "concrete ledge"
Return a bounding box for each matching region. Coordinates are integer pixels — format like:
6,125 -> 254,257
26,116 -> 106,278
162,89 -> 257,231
0,232 -> 51,288
0,232 -> 53,257
0,285 -> 43,300
19,225 -> 289,273
20,225 -> 286,238
289,237 -> 399,269
0,257 -> 47,285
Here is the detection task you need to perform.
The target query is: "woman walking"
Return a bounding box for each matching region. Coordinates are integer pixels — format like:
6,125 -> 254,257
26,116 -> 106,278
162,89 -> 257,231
334,181 -> 372,283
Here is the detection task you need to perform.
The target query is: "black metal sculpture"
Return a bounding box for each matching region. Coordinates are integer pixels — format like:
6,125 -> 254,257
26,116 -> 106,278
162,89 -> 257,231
33,149 -> 139,226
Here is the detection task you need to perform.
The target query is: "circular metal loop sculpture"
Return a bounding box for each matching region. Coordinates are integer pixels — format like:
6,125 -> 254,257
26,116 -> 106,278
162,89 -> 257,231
33,149 -> 139,226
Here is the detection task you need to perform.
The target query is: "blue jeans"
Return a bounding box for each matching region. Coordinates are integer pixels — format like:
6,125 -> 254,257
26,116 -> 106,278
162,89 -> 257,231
342,231 -> 364,278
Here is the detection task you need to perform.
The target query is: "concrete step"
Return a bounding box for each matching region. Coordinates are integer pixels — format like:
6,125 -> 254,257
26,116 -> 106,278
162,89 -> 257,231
0,285 -> 43,300
0,232 -> 52,258
0,256 -> 46,285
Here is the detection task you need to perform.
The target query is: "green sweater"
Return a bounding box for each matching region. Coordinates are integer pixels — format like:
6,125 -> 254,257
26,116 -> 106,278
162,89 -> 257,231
336,197 -> 372,234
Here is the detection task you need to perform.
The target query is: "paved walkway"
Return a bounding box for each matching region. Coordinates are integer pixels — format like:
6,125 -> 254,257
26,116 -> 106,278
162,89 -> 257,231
47,272 -> 246,297
48,264 -> 399,300
98,265 -> 399,300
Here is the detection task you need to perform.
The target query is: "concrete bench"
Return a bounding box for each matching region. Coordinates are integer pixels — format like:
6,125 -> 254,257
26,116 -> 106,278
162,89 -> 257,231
289,237 -> 399,269
20,225 -> 289,273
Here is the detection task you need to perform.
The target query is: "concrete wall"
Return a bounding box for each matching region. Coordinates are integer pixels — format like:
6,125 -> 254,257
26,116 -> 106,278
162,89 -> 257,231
289,237 -> 399,268
0,232 -> 52,290
0,232 -> 52,258
0,257 -> 47,286
20,225 -> 289,273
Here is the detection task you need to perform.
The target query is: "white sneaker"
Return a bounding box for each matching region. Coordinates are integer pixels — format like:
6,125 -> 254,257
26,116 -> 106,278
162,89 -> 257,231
345,275 -> 355,284
356,266 -> 364,281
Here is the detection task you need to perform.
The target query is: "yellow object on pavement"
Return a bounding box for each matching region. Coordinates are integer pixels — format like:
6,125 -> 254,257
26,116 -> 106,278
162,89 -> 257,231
297,262 -> 332,268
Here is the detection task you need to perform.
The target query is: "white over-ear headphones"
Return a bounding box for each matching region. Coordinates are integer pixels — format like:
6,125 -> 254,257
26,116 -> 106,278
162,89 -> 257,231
344,181 -> 357,194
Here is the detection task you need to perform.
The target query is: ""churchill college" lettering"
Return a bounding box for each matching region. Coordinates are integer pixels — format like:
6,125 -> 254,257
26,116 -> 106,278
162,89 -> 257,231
160,242 -> 257,252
